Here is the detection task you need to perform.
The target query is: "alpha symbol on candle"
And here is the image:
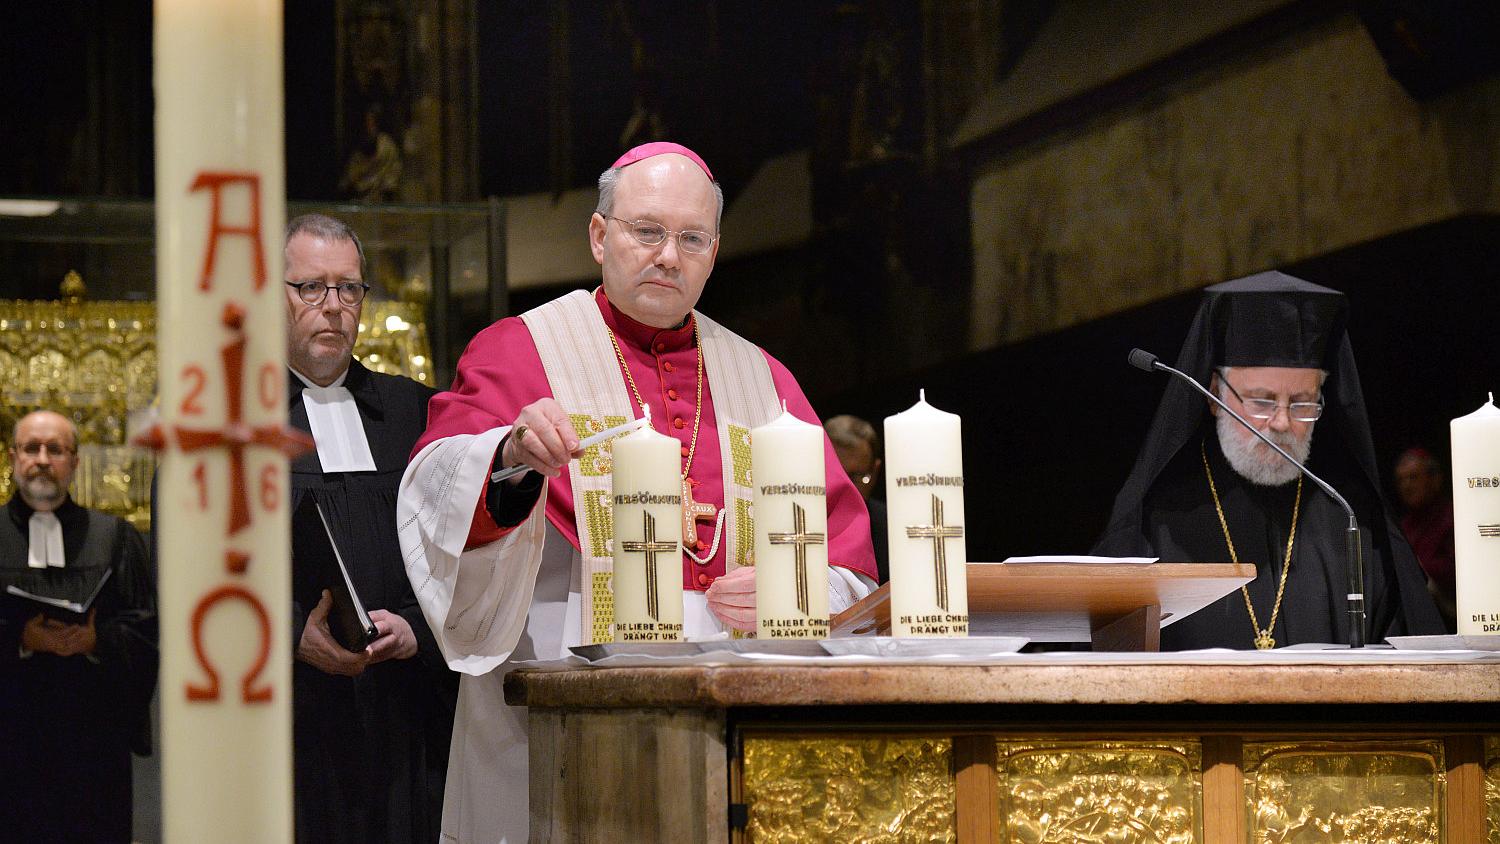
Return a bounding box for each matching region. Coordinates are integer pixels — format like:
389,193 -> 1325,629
189,171 -> 267,292
906,494 -> 964,612
682,476 -> 716,550
769,503 -> 825,616
1480,524 -> 1500,537
621,512 -> 676,620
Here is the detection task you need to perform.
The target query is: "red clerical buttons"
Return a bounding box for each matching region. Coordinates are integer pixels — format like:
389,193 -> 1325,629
697,573 -> 710,587
668,388 -> 679,401
673,418 -> 685,430
680,446 -> 689,457
654,342 -> 666,353
663,361 -> 675,373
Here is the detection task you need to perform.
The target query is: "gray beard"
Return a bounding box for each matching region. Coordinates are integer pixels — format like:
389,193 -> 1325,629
1216,412 -> 1312,487
17,473 -> 66,510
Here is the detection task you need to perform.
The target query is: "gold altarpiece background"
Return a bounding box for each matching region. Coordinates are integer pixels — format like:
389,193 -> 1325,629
0,270 -> 433,532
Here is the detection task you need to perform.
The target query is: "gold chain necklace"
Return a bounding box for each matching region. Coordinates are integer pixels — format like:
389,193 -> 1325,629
1201,440 -> 1302,650
605,320 -> 705,476
606,319 -> 728,561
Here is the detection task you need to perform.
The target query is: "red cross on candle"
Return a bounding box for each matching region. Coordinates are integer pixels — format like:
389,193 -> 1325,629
136,303 -> 311,540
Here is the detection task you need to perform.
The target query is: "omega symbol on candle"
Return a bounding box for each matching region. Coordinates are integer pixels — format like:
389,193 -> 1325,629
906,494 -> 964,612
768,503 -> 825,615
620,511 -> 676,621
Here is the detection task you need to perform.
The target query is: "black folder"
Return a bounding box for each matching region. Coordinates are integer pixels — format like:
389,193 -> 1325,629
3,566 -> 112,624
291,496 -> 380,652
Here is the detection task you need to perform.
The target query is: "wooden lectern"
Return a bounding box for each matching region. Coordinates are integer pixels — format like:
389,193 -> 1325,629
830,561 -> 1254,650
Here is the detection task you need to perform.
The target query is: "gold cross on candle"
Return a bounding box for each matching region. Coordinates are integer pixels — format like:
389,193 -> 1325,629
769,502 -> 825,615
906,494 -> 964,612
681,476 -> 717,551
621,512 -> 677,621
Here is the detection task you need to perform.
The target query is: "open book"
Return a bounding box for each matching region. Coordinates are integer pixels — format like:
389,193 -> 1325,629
292,496 -> 380,652
4,566 -> 113,624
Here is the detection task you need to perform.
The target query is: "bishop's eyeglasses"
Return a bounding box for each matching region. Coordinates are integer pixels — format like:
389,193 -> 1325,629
1217,372 -> 1324,422
605,216 -> 718,255
286,280 -> 371,307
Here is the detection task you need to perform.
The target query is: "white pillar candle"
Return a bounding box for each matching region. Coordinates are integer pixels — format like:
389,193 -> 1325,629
884,390 -> 969,637
752,407 -> 830,639
1452,393 -> 1500,636
154,1 -> 293,840
611,410 -> 685,642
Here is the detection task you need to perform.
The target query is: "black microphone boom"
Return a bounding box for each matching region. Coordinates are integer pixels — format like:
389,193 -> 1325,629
1125,348 -> 1367,648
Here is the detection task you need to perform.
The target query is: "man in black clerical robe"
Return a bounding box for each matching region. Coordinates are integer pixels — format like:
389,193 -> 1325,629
0,410 -> 157,842
283,214 -> 455,843
1093,272 -> 1442,650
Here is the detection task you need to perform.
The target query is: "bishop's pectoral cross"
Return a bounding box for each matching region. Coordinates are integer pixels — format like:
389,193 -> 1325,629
906,494 -> 964,612
621,512 -> 677,621
769,502 -> 825,616
681,476 -> 716,550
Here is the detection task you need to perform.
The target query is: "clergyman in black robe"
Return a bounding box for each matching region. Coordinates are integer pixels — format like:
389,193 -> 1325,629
283,214 -> 455,843
0,411 -> 157,842
1092,272 -> 1443,649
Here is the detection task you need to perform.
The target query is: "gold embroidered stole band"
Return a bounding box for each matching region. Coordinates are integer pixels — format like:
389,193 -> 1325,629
696,310 -> 781,574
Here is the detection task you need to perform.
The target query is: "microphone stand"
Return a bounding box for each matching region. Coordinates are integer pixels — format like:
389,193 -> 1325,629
1128,349 -> 1366,647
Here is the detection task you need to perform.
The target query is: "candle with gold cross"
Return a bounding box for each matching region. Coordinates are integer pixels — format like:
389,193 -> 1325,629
610,413 -> 684,642
752,408 -> 830,639
1452,393 -> 1500,636
885,391 -> 970,637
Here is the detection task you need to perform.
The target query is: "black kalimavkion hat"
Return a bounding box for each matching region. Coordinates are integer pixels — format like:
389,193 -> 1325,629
1205,271 -> 1348,369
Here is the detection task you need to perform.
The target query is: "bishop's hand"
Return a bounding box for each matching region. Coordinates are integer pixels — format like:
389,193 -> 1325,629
704,566 -> 757,632
501,398 -> 582,480
297,590 -> 371,677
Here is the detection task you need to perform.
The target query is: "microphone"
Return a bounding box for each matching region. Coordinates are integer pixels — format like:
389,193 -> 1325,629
1127,348 -> 1366,648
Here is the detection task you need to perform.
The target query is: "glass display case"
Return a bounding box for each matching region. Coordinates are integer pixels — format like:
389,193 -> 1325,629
0,198 -> 505,531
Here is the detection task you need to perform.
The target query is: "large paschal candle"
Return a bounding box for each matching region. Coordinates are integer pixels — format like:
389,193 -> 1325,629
155,0 -> 293,839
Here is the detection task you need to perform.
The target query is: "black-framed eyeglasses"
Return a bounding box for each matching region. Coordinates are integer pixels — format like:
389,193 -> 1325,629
605,216 -> 718,255
286,280 -> 370,307
1218,371 -> 1324,422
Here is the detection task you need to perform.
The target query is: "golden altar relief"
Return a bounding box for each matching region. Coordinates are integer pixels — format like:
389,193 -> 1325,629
1,272 -> 432,531
742,735 -> 955,843
1243,739 -> 1443,843
996,739 -> 1200,843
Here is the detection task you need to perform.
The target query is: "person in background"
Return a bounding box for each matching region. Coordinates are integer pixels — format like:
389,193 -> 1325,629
1393,446 -> 1456,631
283,213 -> 454,842
0,410 -> 157,841
825,414 -> 888,583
